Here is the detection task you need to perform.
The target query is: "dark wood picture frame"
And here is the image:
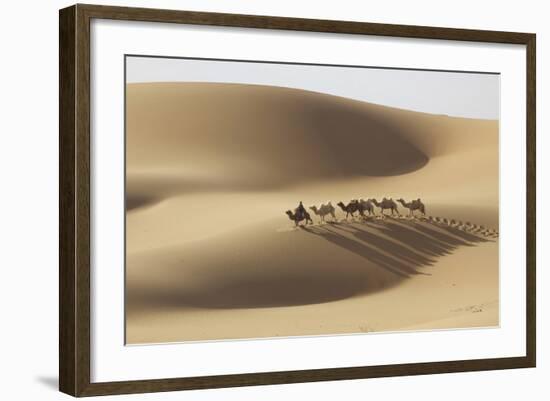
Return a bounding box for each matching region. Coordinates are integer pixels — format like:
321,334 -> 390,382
59,3 -> 536,397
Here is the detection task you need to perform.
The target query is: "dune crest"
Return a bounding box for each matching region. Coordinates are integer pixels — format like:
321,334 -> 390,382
126,83 -> 430,197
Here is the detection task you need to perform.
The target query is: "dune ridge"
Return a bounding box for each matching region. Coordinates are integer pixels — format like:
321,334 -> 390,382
126,83 -> 430,201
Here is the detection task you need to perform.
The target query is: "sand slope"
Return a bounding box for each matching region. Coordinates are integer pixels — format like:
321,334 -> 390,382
125,82 -> 499,344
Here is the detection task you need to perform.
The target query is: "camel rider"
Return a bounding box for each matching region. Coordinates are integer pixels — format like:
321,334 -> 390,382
296,201 -> 306,219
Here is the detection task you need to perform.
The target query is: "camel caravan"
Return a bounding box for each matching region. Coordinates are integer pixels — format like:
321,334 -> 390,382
285,198 -> 498,238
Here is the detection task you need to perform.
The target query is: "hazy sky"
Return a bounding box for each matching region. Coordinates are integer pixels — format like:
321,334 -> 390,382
126,56 -> 499,120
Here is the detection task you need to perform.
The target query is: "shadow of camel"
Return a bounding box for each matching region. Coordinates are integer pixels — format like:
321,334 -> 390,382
304,218 -> 490,279
303,225 -> 430,278
331,223 -> 436,266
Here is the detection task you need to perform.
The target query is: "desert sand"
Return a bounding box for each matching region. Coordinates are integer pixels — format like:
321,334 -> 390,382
125,82 -> 499,344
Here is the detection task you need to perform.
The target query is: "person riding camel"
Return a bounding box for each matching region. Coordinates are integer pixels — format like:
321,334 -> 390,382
295,201 -> 306,219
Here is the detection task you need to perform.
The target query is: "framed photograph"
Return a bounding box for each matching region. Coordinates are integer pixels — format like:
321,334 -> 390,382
59,4 -> 536,397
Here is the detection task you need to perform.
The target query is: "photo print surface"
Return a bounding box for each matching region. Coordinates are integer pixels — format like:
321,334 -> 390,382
125,55 -> 500,344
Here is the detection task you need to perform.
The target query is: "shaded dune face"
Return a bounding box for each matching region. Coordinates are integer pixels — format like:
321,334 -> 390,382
126,83 -> 429,206
125,218 -> 490,310
126,193 -> 157,212
126,222 -> 398,310
128,266 -> 380,310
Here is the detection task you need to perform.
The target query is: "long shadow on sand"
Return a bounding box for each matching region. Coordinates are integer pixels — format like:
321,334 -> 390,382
303,218 -> 490,279
303,225 -> 428,278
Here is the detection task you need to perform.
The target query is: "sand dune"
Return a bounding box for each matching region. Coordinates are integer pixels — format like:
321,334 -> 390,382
125,82 -> 499,344
127,83 -> 429,181
126,217 -> 498,343
127,218 -> 491,311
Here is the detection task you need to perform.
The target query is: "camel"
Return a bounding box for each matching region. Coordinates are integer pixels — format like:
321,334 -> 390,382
396,198 -> 426,216
309,202 -> 336,223
285,209 -> 313,226
337,200 -> 365,220
358,198 -> 375,216
370,198 -> 399,216
456,221 -> 468,230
